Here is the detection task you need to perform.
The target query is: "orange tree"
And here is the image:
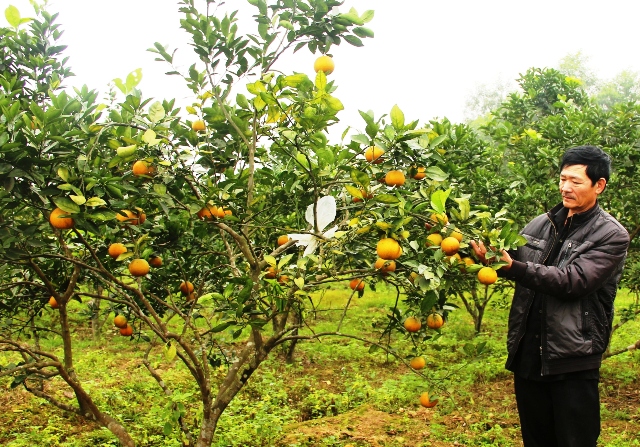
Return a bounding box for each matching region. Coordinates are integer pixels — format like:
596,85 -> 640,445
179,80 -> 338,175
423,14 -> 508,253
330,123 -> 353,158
0,2 -> 523,445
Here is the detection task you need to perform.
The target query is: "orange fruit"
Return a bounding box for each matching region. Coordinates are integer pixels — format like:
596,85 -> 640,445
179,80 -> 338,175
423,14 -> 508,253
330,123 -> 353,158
108,243 -> 127,259
313,55 -> 335,74
410,356 -> 426,370
430,213 -> 448,225
426,233 -> 443,247
374,258 -> 396,273
179,281 -> 194,295
478,266 -> 498,285
446,253 -> 462,264
403,316 -> 421,332
450,229 -> 463,242
462,257 -> 475,267
128,259 -> 150,277
149,256 -> 163,267
440,237 -> 460,256
278,275 -> 289,284
412,166 -> 426,180
49,296 -> 59,309
426,313 -> 444,329
49,208 -> 74,229
132,160 -> 155,176
352,190 -> 373,202
364,146 -> 384,163
265,266 -> 279,279
385,170 -> 405,187
377,238 -> 402,260
277,235 -> 291,246
349,278 -> 365,291
419,391 -> 438,408
408,272 -> 419,284
120,324 -> 133,337
116,208 -> 146,225
197,204 -> 218,220
223,209 -> 232,217
192,120 -> 206,131
113,315 -> 128,328
187,292 -> 197,302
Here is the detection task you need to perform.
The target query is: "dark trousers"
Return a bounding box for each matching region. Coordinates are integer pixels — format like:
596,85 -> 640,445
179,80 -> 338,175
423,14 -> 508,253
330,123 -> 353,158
514,375 -> 600,447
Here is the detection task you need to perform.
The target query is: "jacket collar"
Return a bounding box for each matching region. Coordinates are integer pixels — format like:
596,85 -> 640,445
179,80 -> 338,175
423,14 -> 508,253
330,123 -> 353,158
548,201 -> 600,228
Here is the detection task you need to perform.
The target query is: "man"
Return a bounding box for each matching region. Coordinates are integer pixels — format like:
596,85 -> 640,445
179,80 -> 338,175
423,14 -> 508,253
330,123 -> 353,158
471,145 -> 629,447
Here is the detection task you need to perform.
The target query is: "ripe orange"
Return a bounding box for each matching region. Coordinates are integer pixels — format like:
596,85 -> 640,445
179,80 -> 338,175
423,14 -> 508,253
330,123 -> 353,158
364,146 -> 384,163
352,190 -> 373,202
313,55 -> 334,74
223,209 -> 232,217
149,256 -> 163,267
49,208 -> 74,229
426,233 -> 443,247
385,170 -> 405,187
446,253 -> 462,264
128,259 -> 150,277
419,391 -> 438,408
197,204 -> 218,220
440,237 -> 460,256
403,316 -> 422,332
187,292 -> 197,302
450,229 -> 463,242
120,324 -> 133,336
462,257 -> 475,267
278,275 -> 290,284
192,120 -> 206,131
277,235 -> 291,246
179,281 -> 194,295
426,313 -> 444,329
374,258 -> 396,273
412,166 -> 426,180
410,356 -> 426,370
108,243 -> 127,259
116,208 -> 146,225
478,266 -> 498,285
132,160 -> 155,176
113,315 -> 128,328
377,238 -> 402,260
49,296 -> 59,309
349,278 -> 365,291
265,266 -> 279,279
430,213 -> 448,225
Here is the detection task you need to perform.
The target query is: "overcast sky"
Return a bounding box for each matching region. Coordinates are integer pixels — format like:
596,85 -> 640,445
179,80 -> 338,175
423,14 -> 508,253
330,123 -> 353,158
4,0 -> 640,140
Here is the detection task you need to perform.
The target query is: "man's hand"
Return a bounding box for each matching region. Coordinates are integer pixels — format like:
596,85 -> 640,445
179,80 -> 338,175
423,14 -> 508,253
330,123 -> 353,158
470,240 -> 513,271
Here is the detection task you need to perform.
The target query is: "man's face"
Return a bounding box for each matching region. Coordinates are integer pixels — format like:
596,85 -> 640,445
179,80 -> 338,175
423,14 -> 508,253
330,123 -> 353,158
559,164 -> 606,217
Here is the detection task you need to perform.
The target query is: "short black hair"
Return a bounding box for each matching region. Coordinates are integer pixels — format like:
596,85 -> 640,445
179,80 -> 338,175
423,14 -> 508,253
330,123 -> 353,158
560,145 -> 611,185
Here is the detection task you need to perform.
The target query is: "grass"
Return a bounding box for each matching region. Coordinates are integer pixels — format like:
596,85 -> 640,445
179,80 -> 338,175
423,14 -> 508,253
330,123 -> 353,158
1,283 -> 639,446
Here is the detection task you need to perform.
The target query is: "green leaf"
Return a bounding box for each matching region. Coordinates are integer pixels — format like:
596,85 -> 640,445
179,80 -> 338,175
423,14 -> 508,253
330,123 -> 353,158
116,145 -> 137,158
360,10 -> 375,23
352,26 -> 374,38
69,195 -> 86,205
57,167 -> 70,182
153,184 -> 167,195
282,73 -> 309,87
211,322 -> 232,333
277,254 -> 294,269
344,34 -> 364,47
5,6 -> 20,28
429,134 -> 448,149
346,185 -> 363,199
430,190 -> 450,213
264,255 -> 277,267
148,101 -> 165,122
294,277 -> 304,289
350,169 -> 370,187
142,129 -> 161,146
390,104 -> 404,130
368,344 -> 380,353
373,194 -> 400,204
85,197 -> 107,207
236,93 -> 250,109
324,95 -> 343,112
164,343 -> 177,362
315,70 -> 327,91
53,197 -> 80,214
424,166 -> 448,181
456,198 -> 470,221
163,422 -> 173,436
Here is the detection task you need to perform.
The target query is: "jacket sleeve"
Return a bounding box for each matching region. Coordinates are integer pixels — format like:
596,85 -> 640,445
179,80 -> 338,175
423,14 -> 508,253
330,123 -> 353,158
501,223 -> 629,300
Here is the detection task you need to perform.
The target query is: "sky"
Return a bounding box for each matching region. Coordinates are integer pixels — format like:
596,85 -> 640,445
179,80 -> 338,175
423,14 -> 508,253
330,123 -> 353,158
4,0 -> 640,141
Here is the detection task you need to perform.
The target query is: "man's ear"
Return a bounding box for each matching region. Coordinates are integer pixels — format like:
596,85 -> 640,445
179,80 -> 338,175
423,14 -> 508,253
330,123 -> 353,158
596,178 -> 607,194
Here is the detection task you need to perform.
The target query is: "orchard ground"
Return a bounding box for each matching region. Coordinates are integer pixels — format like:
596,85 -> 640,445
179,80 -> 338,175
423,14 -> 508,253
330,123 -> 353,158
1,284 -> 638,447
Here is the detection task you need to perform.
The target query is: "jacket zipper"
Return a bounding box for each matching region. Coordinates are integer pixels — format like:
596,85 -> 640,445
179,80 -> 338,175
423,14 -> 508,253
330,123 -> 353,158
539,213 -> 558,377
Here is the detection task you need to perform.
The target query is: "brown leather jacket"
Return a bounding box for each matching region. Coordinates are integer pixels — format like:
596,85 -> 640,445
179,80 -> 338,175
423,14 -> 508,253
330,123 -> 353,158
502,202 -> 629,375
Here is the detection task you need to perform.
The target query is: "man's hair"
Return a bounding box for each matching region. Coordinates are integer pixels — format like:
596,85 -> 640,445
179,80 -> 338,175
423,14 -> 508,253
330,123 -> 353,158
560,145 -> 611,185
